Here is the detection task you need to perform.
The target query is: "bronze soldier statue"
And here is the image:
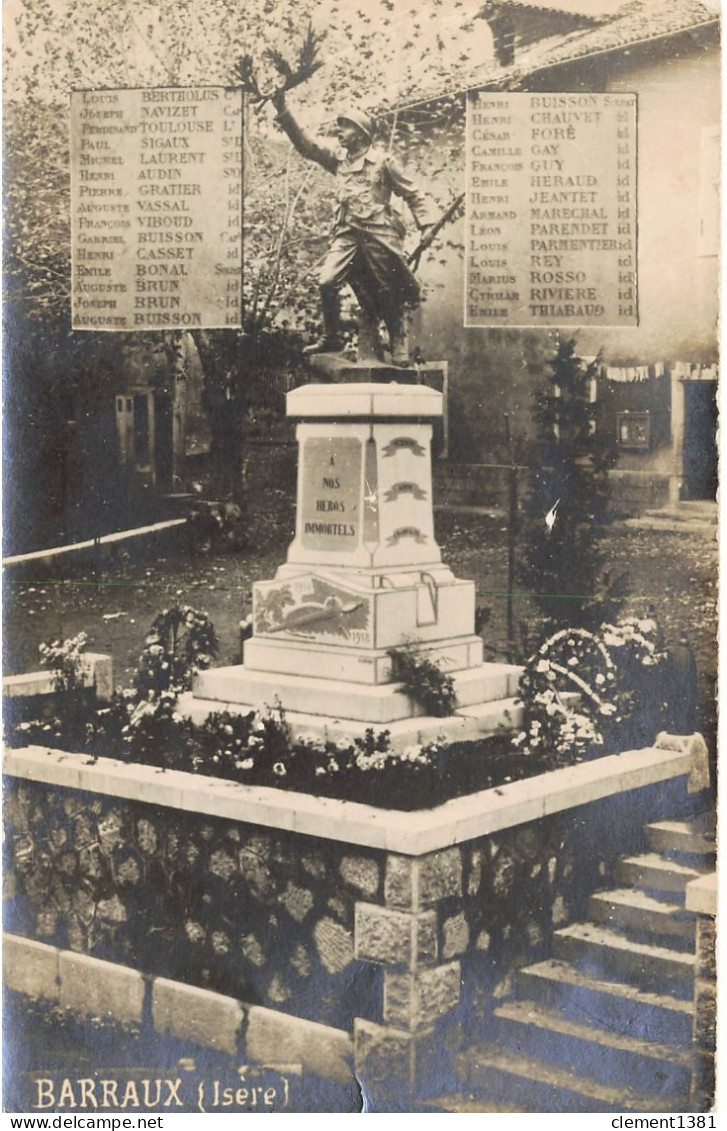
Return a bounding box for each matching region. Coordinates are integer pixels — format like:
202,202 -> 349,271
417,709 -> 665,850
272,91 -> 437,364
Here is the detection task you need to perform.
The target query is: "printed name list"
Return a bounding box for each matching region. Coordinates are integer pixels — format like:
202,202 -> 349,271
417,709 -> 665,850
71,86 -> 242,331
465,91 -> 637,327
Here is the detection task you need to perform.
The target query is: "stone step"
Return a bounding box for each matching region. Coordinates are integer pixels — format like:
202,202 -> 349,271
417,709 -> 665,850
242,634 -> 486,686
193,662 -> 520,724
614,853 -> 708,900
589,888 -> 696,948
553,923 -> 695,999
455,695 -> 523,734
178,689 -> 521,750
416,1094 -> 527,1113
517,959 -> 694,1045
457,1045 -> 687,1113
645,818 -> 716,858
494,999 -> 692,1095
644,503 -> 717,525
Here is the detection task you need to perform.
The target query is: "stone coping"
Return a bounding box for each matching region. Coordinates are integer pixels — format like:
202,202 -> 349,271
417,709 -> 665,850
3,933 -> 352,1083
287,382 -> 442,420
685,871 -> 718,916
3,654 -> 113,702
2,519 -> 186,567
3,734 -> 706,855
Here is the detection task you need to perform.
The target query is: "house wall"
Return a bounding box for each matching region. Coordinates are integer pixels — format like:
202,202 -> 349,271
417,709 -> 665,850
598,374 -> 673,474
412,31 -> 720,464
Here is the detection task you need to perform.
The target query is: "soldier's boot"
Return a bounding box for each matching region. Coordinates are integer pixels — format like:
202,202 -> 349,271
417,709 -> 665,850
386,311 -> 411,366
356,306 -> 385,363
303,285 -> 343,355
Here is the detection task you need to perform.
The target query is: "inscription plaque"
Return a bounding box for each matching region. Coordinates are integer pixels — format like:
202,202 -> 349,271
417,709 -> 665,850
71,86 -> 242,331
300,437 -> 362,551
465,91 -> 637,327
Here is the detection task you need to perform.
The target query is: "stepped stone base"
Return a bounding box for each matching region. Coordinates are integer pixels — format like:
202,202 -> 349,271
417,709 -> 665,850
194,661 -> 520,723
180,689 -> 522,751
242,632 -> 485,687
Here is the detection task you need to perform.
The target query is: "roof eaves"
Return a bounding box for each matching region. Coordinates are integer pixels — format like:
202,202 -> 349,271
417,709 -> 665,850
498,1 -> 604,23
519,10 -> 719,79
392,3 -> 719,114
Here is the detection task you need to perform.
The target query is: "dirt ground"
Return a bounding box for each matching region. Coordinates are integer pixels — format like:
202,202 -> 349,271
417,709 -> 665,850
4,502 -> 717,751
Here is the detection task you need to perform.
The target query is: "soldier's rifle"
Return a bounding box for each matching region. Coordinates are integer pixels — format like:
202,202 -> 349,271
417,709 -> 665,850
407,192 -> 465,272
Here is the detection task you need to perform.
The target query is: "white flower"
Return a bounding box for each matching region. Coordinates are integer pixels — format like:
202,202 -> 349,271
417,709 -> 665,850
272,762 -> 286,776
237,758 -> 254,770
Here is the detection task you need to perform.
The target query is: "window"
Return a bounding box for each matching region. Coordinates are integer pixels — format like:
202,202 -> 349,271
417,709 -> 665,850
617,411 -> 650,450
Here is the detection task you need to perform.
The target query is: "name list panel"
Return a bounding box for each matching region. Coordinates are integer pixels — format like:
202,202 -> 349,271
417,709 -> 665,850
465,91 -> 637,327
71,86 -> 242,331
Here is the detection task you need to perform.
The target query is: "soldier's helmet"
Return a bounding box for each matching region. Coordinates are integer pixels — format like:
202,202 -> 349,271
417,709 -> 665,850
336,108 -> 374,142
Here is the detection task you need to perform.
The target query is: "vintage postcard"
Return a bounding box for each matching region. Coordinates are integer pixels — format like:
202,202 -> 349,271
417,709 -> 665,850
3,0 -> 719,1115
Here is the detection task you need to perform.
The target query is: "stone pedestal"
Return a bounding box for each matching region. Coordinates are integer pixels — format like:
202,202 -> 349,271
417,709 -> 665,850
192,376 -> 520,734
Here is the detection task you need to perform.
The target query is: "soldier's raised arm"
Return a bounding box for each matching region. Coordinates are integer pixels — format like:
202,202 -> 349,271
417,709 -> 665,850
272,91 -> 339,174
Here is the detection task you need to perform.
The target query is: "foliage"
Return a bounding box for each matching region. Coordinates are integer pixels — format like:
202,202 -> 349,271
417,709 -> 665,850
38,632 -> 88,693
4,1 -> 475,347
515,615 -> 670,766
235,20 -> 325,106
475,604 -> 492,636
187,500 -> 247,555
388,643 -> 457,717
517,339 -> 619,630
4,1 -> 484,529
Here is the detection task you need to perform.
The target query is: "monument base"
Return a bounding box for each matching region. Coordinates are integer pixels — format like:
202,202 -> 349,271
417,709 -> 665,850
183,660 -> 522,751
185,377 -> 523,748
193,659 -> 521,725
304,353 -> 432,384
242,632 -> 485,685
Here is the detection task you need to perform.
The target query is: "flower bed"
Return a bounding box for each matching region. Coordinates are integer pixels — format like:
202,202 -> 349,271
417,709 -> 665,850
4,609 -> 682,812
6,709 -> 554,811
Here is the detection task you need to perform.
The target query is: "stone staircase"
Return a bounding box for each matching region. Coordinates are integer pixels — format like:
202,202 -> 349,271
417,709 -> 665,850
624,500 -> 718,535
430,815 -> 715,1113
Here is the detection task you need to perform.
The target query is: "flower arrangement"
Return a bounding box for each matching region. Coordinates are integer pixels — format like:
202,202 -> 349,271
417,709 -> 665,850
38,632 -> 89,693
388,644 -> 457,717
134,604 -> 218,698
515,615 -> 669,765
80,604 -> 219,766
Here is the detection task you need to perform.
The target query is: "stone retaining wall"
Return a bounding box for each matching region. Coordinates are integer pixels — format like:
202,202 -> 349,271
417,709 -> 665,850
3,736 -> 707,1100
3,933 -> 352,1085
